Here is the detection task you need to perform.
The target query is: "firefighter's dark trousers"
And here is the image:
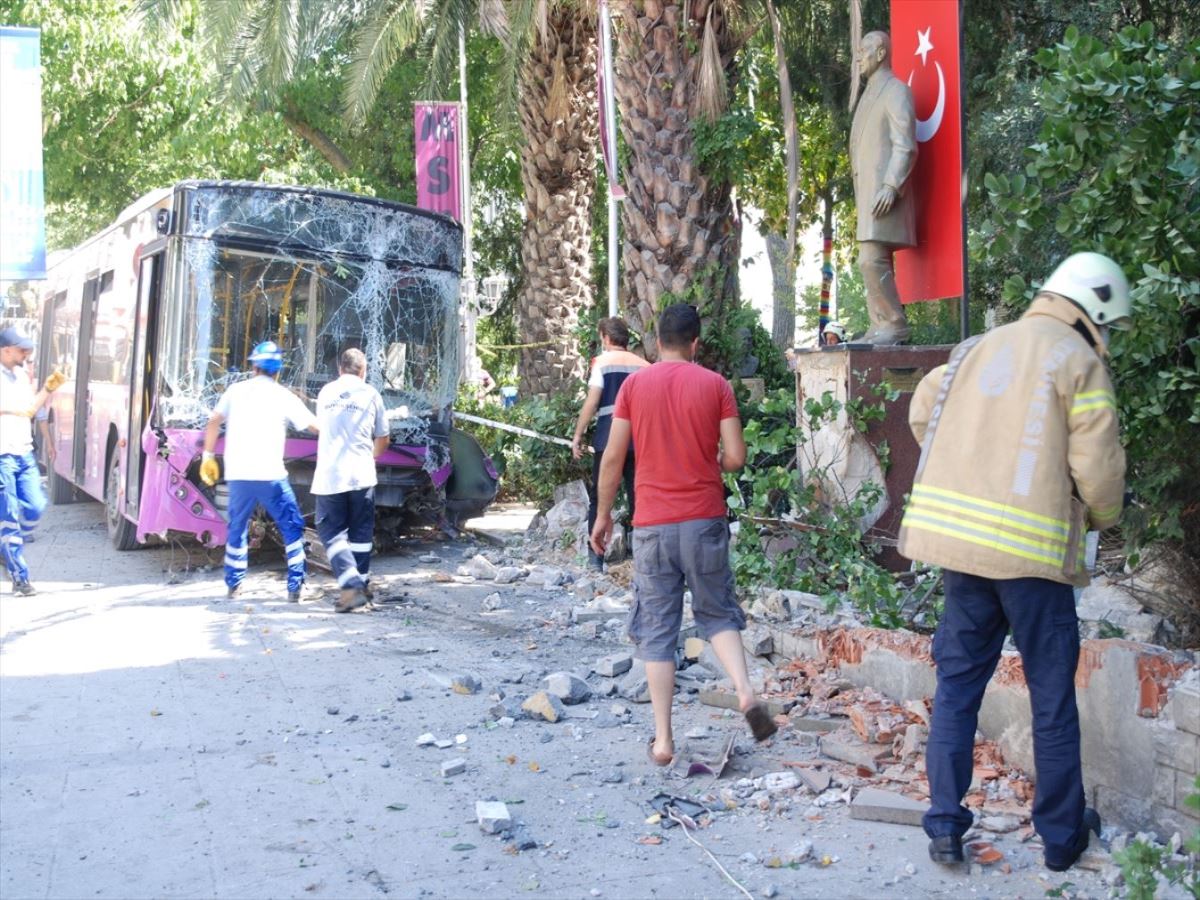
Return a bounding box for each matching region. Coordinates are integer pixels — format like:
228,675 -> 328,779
923,570 -> 1085,860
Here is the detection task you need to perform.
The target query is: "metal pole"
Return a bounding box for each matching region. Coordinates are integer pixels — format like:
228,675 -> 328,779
958,0 -> 970,340
459,25 -> 476,377
600,2 -> 619,317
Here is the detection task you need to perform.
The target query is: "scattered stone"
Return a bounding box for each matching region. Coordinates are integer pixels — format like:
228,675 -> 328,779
489,698 -> 525,720
481,592 -> 504,611
497,716 -> 515,728
419,554 -> 441,564
396,690 -> 412,702
789,714 -> 841,734
505,825 -> 538,852
441,758 -> 467,778
599,769 -> 623,784
573,578 -> 597,600
380,759 -> 391,768
527,565 -> 566,587
522,691 -> 567,723
796,768 -> 832,794
684,725 -> 710,740
979,815 -> 1021,834
903,862 -> 916,876
762,885 -> 778,899
476,800 -> 512,834
899,724 -> 927,759
618,660 -> 650,703
415,732 -> 436,747
739,852 -> 758,864
493,566 -> 522,584
610,703 -> 630,717
592,653 -> 633,678
326,706 -> 340,715
434,739 -> 454,749
451,673 -> 482,695
904,700 -> 931,727
849,787 -> 930,827
460,555 -> 498,580
544,672 -> 592,705
603,530 -> 625,562
763,772 -> 800,794
538,733 -> 553,744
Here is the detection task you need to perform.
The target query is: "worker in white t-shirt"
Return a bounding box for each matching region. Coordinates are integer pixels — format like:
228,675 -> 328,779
311,348 -> 389,613
200,341 -> 318,601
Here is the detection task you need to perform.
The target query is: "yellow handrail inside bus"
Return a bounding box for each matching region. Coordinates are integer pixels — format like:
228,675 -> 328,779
277,264 -> 301,348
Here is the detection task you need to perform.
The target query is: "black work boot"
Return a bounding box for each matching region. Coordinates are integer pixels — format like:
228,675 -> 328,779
928,835 -> 964,865
1045,808 -> 1102,872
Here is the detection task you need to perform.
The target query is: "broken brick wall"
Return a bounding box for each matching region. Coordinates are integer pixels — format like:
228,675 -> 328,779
767,625 -> 1199,838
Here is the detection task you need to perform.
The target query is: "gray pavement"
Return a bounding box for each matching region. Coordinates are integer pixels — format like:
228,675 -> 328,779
1,502 -> 1114,899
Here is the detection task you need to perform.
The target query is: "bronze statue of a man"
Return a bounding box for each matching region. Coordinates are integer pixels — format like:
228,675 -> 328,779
850,31 -> 917,345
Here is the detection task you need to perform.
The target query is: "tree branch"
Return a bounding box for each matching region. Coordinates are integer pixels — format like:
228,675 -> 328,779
281,105 -> 353,174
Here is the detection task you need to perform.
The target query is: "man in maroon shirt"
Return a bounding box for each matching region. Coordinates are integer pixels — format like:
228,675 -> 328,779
591,304 -> 777,766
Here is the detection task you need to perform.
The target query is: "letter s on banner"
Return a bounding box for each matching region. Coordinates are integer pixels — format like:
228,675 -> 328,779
414,103 -> 462,222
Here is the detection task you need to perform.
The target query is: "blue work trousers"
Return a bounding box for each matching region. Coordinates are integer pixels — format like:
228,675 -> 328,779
315,488 -> 375,591
0,452 -> 46,583
224,479 -> 306,593
924,570 -> 1084,858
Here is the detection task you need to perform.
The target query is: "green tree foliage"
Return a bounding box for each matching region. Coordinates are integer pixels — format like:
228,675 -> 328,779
981,24 -> 1199,546
1,0 -> 358,250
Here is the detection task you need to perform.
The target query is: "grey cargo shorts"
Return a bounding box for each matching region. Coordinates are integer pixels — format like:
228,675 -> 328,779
627,516 -> 747,662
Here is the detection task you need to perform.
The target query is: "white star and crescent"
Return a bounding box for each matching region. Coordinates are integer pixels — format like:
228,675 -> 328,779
907,26 -> 945,142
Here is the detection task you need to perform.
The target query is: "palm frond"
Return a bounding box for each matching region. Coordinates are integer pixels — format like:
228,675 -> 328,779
477,0 -> 509,39
134,0 -> 190,37
693,3 -> 729,122
344,0 -> 431,123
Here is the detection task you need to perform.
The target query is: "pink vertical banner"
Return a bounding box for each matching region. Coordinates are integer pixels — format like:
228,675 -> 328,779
414,103 -> 462,222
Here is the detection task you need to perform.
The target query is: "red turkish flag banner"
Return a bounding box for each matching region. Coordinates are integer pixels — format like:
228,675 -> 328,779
891,0 -> 964,303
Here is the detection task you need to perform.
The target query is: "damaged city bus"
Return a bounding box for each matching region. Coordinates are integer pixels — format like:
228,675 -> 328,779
39,180 -> 497,550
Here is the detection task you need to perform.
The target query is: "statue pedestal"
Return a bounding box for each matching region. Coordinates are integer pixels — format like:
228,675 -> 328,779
792,343 -> 952,571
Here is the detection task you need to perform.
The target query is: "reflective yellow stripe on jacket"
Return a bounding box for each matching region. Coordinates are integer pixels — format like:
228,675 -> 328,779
901,484 -> 1081,567
1070,389 -> 1116,416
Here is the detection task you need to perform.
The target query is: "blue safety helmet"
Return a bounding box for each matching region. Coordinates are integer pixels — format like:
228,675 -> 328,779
248,340 -> 283,374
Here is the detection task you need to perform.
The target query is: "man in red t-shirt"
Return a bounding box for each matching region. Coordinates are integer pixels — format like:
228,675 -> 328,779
590,304 -> 777,766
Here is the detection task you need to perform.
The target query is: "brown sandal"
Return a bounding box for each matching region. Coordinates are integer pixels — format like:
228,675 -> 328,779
743,702 -> 778,742
646,737 -> 674,767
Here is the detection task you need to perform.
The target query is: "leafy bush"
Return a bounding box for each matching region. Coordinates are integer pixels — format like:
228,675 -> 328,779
1113,775 -> 1199,898
455,391 -> 590,505
726,386 -> 931,629
981,24 -> 1200,553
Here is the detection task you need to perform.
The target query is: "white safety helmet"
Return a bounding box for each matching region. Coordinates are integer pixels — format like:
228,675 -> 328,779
825,322 -> 846,341
1040,252 -> 1132,330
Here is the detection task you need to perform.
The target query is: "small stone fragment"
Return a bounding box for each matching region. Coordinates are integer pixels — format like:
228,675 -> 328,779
592,653 -> 633,678
522,691 -> 567,723
415,732 -> 436,747
451,673 -> 482,695
493,566 -> 522,584
441,758 -> 466,777
482,592 -> 503,611
460,554 -> 498,580
475,800 -> 512,834
544,672 -> 592,705
763,772 -> 800,794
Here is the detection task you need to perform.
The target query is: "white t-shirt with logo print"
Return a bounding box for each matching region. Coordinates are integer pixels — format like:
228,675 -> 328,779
311,374 -> 388,495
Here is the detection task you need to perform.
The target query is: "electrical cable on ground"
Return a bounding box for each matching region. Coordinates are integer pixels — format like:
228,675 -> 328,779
665,807 -> 753,900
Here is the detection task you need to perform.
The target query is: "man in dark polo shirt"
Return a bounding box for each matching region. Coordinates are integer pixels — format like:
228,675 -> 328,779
590,304 -> 777,766
571,316 -> 648,570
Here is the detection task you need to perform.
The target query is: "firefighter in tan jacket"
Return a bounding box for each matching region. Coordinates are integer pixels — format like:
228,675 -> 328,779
900,253 -> 1129,873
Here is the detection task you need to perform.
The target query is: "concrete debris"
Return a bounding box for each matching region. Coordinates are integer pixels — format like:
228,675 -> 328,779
698,689 -> 789,718
440,758 -> 467,777
979,815 -> 1021,833
762,772 -> 800,794
544,672 -> 591,705
505,825 -> 538,852
818,729 -> 889,773
617,660 -> 650,703
415,732 -> 436,747
459,554 -> 498,580
475,800 -> 512,834
796,768 -> 832,794
527,565 -> 567,588
481,592 -> 504,611
489,698 -> 525,720
742,624 -> 774,658
603,530 -> 625,562
592,653 -> 633,678
897,724 -> 927,760
790,713 -> 842,734
493,566 -> 523,584
522,691 -> 567,723
849,787 -> 929,827
434,738 -> 454,749
451,673 -> 482,695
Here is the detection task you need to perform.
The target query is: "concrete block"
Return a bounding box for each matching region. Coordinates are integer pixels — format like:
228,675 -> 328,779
1167,682 -> 1200,736
773,629 -> 820,661
1175,770 -> 1200,818
698,689 -> 790,718
819,730 -> 890,773
789,714 -> 842,734
476,800 -> 512,834
797,768 -> 832,793
441,758 -> 466,777
544,672 -> 591,705
592,653 -> 632,678
742,624 -> 774,658
618,660 -> 650,703
1152,763 -> 1177,809
1153,727 -> 1199,775
849,787 -> 929,826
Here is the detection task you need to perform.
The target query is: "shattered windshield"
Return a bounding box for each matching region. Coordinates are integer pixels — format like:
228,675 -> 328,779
156,184 -> 462,454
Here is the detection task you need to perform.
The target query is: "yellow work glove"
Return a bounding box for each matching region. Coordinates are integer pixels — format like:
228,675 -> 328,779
43,370 -> 66,393
199,452 -> 220,487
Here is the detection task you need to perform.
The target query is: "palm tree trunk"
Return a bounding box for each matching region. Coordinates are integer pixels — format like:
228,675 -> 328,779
766,231 -> 794,350
611,0 -> 740,361
515,6 -> 599,399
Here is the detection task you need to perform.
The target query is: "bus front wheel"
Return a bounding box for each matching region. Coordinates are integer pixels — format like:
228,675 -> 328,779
106,453 -> 140,551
